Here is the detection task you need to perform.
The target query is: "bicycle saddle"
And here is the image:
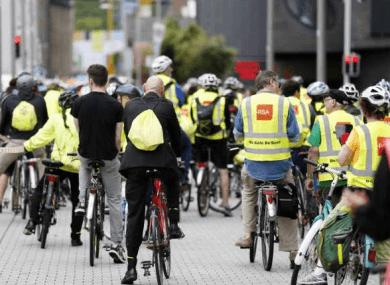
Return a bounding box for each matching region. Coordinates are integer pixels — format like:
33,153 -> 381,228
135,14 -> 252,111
42,159 -> 64,168
87,159 -> 105,169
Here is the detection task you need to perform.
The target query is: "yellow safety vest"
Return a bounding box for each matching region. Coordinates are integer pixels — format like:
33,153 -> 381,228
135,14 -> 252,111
300,87 -> 311,104
179,103 -> 196,144
44,90 -> 62,119
156,74 -> 181,116
242,91 -> 291,161
317,110 -> 360,182
288,96 -> 311,148
347,121 -> 390,189
191,90 -> 227,140
234,92 -> 243,108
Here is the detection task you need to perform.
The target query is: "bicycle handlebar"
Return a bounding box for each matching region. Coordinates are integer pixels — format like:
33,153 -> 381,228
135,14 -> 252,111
304,158 -> 347,179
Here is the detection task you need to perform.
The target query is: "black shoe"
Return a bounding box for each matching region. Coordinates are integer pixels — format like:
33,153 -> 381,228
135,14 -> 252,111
169,223 -> 185,239
23,220 -> 36,235
71,237 -> 83,246
121,268 -> 137,284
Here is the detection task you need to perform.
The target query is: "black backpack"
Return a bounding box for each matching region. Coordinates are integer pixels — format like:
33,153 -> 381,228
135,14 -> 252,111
195,97 -> 222,136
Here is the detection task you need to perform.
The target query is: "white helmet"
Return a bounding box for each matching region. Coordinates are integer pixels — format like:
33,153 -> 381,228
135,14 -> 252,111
151,55 -> 172,73
106,82 -> 120,96
361,85 -> 390,108
307,81 -> 330,96
291,75 -> 304,85
339,83 -> 359,103
201,73 -> 218,88
224,77 -> 238,90
376,79 -> 390,93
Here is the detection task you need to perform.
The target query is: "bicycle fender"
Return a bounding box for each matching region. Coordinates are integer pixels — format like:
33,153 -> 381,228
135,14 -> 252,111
196,167 -> 205,187
87,193 -> 96,220
295,219 -> 323,265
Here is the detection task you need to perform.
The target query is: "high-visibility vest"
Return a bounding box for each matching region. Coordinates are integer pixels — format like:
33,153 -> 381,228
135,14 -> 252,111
242,91 -> 291,161
234,92 -> 243,108
179,103 -> 196,143
317,110 -> 361,182
156,73 -> 181,115
383,110 -> 390,125
300,87 -> 311,104
288,96 -> 311,148
347,121 -> 390,189
191,90 -> 227,140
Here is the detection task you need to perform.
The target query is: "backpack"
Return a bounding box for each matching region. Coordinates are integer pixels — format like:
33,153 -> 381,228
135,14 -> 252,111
11,100 -> 37,131
195,97 -> 222,136
128,99 -> 164,151
316,205 -> 354,272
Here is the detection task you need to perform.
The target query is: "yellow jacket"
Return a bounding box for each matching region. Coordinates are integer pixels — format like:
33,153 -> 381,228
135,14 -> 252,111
44,90 -> 62,119
24,109 -> 80,173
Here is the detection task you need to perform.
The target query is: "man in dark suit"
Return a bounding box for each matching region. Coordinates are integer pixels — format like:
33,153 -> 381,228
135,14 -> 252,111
120,76 -> 184,284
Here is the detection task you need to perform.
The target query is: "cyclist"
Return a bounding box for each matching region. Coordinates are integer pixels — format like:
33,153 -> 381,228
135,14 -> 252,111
306,81 -> 329,116
22,91 -> 84,246
71,64 -> 125,263
337,85 -> 390,285
0,75 -> 48,213
339,83 -> 363,119
44,83 -> 64,119
107,82 -> 121,100
120,76 -> 184,284
223,77 -> 243,110
190,73 -> 232,216
234,70 -> 300,268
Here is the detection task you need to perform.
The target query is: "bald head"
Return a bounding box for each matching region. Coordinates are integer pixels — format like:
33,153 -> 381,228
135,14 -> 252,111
144,76 -> 164,97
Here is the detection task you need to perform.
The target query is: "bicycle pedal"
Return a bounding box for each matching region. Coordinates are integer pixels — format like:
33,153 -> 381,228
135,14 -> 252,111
141,261 -> 152,276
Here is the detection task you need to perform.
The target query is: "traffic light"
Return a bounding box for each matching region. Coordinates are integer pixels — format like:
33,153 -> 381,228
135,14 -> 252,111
342,52 -> 361,77
14,36 -> 21,58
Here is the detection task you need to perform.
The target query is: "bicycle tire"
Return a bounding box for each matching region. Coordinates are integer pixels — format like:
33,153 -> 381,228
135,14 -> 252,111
291,234 -> 318,285
197,167 -> 210,217
228,167 -> 242,211
294,172 -> 306,239
151,213 -> 164,285
161,209 -> 171,278
250,231 -> 258,263
89,197 -> 97,267
20,165 -> 28,219
96,195 -> 104,259
261,200 -> 274,271
36,223 -> 41,241
40,208 -> 51,249
181,183 -> 191,212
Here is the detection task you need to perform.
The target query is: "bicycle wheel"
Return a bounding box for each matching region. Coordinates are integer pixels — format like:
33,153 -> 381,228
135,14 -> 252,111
291,234 -> 319,285
228,167 -> 242,211
89,197 -> 97,267
250,231 -> 258,263
96,195 -> 104,259
40,208 -> 51,249
161,209 -> 171,278
36,223 -> 41,241
261,199 -> 275,271
181,183 -> 191,212
197,167 -> 210,217
294,169 -> 306,239
19,165 -> 28,219
151,213 -> 164,285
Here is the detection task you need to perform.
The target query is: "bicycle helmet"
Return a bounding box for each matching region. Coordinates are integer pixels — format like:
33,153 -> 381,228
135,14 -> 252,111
197,74 -> 206,86
151,55 -> 172,73
106,82 -> 120,96
224,77 -> 238,90
115,84 -> 141,99
16,75 -> 36,93
361,86 -> 390,108
291,75 -> 304,85
307,81 -> 330,96
58,91 -> 78,109
186,77 -> 199,88
376,79 -> 390,93
201,73 -> 218,88
339,83 -> 359,103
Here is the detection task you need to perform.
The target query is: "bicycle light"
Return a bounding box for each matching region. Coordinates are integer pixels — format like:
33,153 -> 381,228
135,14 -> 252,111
268,196 -> 274,204
29,162 -> 35,166
368,247 -> 376,262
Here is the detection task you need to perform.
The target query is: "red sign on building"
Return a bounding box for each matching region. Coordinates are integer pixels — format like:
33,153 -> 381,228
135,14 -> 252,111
234,61 -> 260,80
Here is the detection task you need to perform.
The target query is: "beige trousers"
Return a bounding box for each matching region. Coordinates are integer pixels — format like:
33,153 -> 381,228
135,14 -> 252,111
241,165 -> 298,253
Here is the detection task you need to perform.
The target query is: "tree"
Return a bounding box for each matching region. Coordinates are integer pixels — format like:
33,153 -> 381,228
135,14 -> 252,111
160,18 -> 237,84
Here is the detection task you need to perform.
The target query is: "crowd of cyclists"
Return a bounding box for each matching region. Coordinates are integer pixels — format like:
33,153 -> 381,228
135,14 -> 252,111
0,54 -> 390,284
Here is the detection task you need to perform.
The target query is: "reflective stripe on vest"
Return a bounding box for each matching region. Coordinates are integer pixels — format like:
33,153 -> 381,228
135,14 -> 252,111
349,125 -> 374,177
300,102 -> 309,129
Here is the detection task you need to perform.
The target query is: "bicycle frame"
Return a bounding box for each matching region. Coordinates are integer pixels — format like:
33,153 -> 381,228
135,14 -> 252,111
86,167 -> 103,221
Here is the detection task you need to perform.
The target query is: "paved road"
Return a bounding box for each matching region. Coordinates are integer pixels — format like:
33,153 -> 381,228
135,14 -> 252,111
0,195 -> 380,285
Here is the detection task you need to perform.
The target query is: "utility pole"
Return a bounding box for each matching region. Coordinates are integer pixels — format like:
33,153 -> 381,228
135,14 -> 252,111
0,3 -> 2,91
107,0 -> 114,74
21,0 -> 26,71
11,0 -> 16,78
30,0 -> 34,74
266,0 -> 274,71
343,0 -> 352,84
135,6 -> 142,87
316,0 -> 326,82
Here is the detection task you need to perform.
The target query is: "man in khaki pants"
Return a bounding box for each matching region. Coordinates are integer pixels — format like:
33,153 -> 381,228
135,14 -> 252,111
234,70 -> 300,268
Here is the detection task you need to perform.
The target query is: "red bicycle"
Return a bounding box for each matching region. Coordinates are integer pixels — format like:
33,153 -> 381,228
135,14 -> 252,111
141,169 -> 171,285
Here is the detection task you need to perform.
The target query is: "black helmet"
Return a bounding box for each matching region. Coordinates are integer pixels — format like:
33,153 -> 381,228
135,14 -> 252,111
58,91 -> 78,109
115,84 -> 141,99
16,75 -> 36,93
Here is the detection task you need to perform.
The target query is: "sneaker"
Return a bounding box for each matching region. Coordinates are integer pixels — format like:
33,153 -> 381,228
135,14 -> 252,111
235,236 -> 253,248
121,268 -> 137,284
169,223 -> 185,239
23,220 -> 36,235
109,244 -> 126,264
298,272 -> 327,285
220,204 -> 232,217
75,200 -> 85,216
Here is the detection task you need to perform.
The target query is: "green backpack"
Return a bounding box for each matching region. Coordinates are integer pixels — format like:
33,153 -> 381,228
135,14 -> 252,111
316,205 -> 353,272
11,101 -> 38,131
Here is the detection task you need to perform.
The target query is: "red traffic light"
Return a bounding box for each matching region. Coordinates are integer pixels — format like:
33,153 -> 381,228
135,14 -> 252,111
14,36 -> 21,45
344,55 -> 351,64
351,54 -> 359,63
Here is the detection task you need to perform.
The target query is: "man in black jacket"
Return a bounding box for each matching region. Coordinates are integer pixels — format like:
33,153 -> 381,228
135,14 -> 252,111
120,76 -> 184,284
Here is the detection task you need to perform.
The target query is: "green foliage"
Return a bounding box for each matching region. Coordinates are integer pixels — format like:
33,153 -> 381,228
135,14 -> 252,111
160,17 -> 237,84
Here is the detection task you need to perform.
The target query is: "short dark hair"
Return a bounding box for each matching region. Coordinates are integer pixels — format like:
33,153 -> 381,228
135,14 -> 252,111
255,70 -> 277,90
360,98 -> 386,120
281,80 -> 300,97
87,64 -> 108,87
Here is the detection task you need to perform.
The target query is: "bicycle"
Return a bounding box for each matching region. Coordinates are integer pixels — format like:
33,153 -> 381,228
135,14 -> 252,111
292,164 -> 307,239
83,158 -> 106,267
291,159 -> 374,285
37,159 -> 63,249
248,180 -> 279,271
141,169 -> 171,285
179,162 -> 192,212
196,145 -> 242,217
